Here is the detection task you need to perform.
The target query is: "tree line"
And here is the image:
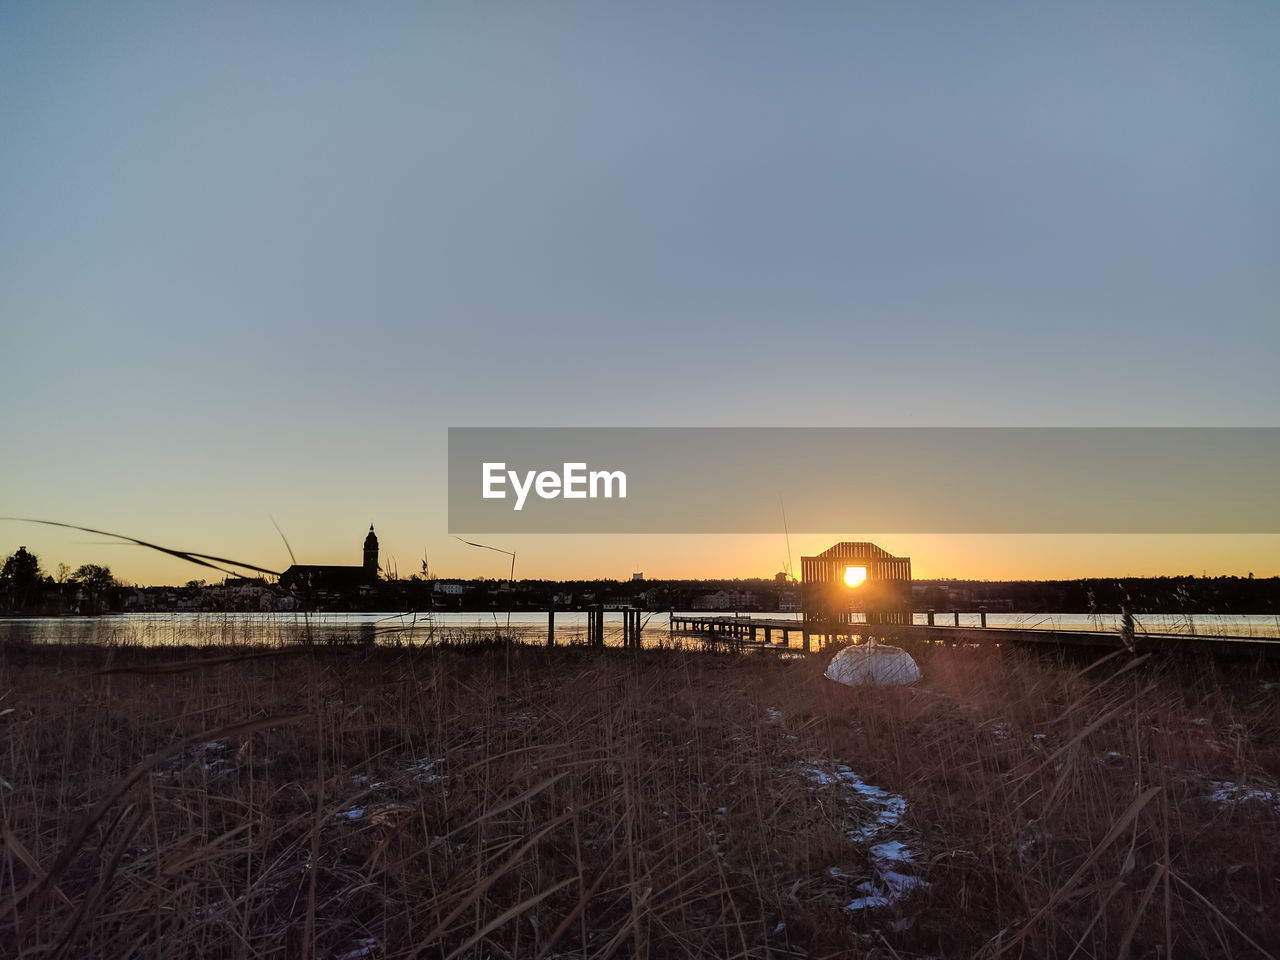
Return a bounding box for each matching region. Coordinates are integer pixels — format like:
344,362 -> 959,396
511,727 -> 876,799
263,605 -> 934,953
1,547 -> 115,615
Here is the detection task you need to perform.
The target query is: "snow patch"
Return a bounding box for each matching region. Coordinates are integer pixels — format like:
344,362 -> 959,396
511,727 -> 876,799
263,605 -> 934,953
1207,780 -> 1280,812
846,839 -> 929,911
806,763 -> 929,910
807,764 -> 907,840
869,840 -> 912,861
336,937 -> 378,959
406,758 -> 445,783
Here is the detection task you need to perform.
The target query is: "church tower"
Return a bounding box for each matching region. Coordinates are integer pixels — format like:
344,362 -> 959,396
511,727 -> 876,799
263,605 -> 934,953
363,524 -> 379,580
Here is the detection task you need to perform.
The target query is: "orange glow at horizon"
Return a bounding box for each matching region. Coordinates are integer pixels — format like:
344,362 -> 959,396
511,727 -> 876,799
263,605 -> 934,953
4,524 -> 1280,587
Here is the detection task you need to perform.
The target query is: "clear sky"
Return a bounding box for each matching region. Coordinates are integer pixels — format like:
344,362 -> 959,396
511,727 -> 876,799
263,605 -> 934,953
2,2 -> 1277,586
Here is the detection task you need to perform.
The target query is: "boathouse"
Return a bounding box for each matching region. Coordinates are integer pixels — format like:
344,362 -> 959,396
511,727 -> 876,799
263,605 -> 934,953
801,541 -> 912,627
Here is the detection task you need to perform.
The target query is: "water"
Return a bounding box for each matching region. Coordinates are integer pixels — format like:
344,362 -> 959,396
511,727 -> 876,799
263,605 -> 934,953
1,610 -> 1276,647
0,611 -> 677,648
911,611 -> 1280,638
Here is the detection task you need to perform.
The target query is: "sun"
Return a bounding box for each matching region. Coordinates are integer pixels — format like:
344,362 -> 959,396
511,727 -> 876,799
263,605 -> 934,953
844,565 -> 867,587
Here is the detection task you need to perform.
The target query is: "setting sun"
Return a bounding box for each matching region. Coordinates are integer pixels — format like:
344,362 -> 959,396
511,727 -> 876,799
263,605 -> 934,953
844,565 -> 867,587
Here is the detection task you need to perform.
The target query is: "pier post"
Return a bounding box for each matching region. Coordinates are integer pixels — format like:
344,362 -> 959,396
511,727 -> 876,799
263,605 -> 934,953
548,609 -> 555,647
927,609 -> 935,626
953,611 -> 960,626
980,606 -> 987,628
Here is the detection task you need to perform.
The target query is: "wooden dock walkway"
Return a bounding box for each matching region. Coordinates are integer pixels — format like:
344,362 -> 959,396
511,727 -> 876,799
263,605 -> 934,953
669,615 -> 810,648
668,614 -> 1280,660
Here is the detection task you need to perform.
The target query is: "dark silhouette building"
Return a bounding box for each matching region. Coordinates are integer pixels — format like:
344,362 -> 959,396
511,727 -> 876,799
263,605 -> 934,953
801,541 -> 912,626
363,524 -> 378,579
280,525 -> 380,594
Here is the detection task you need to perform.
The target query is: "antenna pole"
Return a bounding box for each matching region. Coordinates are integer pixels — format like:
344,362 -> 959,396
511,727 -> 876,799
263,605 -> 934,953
782,499 -> 795,582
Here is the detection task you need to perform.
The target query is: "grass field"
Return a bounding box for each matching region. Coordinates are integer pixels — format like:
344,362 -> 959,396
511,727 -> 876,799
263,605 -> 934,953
3,636 -> 1279,958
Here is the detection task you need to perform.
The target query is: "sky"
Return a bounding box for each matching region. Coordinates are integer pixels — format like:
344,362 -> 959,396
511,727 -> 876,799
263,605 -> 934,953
2,1 -> 1277,586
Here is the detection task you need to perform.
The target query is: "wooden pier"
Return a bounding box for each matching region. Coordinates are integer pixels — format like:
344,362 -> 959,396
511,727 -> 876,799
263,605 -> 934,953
668,615 -> 811,649
577,605 -> 644,648
668,614 -> 1280,660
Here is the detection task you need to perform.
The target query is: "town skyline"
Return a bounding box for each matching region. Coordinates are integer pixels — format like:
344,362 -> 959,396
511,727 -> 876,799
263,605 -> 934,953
5,520 -> 1278,588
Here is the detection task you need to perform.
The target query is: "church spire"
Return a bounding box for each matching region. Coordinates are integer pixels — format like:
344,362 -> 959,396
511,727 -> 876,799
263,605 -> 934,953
363,524 -> 379,579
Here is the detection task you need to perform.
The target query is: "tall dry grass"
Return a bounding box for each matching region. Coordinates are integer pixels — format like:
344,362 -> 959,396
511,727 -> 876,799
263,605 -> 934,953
2,636 -> 1279,958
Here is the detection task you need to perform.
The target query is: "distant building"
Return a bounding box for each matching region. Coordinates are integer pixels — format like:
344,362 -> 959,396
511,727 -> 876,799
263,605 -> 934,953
280,525 -> 380,594
215,577 -> 278,611
691,589 -> 758,611
632,572 -> 644,581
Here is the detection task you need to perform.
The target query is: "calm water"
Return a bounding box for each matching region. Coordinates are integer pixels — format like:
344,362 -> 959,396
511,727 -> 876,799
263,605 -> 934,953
1,610 -> 1277,647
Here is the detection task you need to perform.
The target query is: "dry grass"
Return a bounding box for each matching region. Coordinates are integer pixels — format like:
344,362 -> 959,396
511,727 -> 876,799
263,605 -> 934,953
2,636 -> 1280,959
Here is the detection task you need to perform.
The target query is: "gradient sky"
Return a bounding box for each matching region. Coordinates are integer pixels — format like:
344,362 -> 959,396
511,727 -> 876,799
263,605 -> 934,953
2,2 -> 1277,586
